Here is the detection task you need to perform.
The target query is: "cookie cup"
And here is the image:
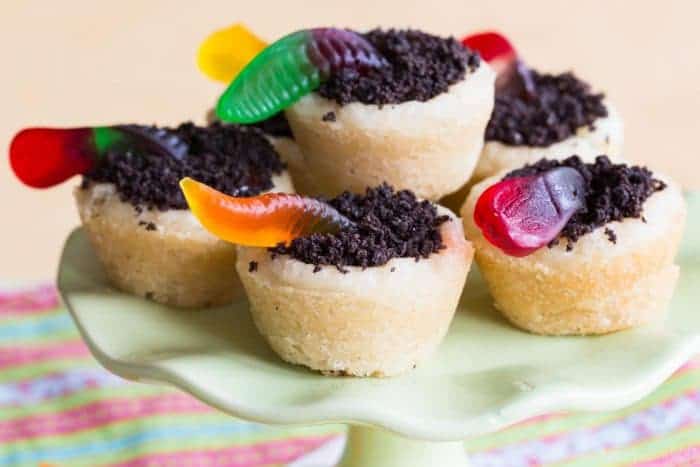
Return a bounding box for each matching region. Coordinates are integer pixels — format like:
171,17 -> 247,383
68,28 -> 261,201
236,208 -> 474,377
461,172 -> 685,335
442,102 -> 623,212
285,64 -> 495,201
472,102 -> 624,183
75,172 -> 294,308
267,136 -> 319,197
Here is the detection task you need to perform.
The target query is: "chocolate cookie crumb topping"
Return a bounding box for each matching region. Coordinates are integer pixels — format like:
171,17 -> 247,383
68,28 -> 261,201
486,70 -> 608,147
318,29 -> 479,106
248,261 -> 258,273
83,122 -> 285,211
270,184 -> 450,271
247,112 -> 294,139
138,221 -> 157,231
207,108 -> 294,140
322,111 -> 336,122
505,155 -> 666,248
604,228 -> 617,244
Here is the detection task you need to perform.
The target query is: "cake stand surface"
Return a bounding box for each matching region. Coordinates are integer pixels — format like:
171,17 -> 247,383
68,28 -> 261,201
58,194 -> 700,467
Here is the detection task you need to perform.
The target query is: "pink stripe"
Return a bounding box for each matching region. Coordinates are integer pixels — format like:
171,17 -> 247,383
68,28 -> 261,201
0,393 -> 211,442
0,341 -> 89,368
633,445 -> 700,467
677,357 -> 700,373
0,284 -> 59,314
113,435 -> 335,467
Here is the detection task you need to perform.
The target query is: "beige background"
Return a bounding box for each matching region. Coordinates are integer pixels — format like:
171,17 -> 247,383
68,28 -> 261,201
1,0 -> 699,280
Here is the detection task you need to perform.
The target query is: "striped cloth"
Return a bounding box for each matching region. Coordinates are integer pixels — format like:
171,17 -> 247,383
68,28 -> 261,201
1,284 -> 698,467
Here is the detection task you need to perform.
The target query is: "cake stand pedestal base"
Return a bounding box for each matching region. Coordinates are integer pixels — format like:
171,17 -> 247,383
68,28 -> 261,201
338,425 -> 469,467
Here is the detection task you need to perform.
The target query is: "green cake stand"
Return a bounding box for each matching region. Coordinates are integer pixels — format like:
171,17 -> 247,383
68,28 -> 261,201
57,194 -> 700,467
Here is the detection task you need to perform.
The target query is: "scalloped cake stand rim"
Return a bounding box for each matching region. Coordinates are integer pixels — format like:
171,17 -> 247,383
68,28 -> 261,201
57,193 -> 700,445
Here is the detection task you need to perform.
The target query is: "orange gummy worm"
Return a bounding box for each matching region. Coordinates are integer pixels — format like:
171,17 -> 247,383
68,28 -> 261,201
180,177 -> 354,247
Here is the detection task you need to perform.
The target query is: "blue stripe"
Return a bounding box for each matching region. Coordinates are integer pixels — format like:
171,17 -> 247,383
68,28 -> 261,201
0,367 -> 123,406
0,422 -> 265,465
0,313 -> 74,341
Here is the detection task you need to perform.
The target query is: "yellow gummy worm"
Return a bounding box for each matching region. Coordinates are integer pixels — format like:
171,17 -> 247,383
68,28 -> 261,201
197,23 -> 267,83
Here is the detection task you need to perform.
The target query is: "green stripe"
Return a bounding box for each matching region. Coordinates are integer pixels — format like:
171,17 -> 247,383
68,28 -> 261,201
0,359 -> 95,383
555,423 -> 700,467
466,369 -> 700,451
0,311 -> 63,325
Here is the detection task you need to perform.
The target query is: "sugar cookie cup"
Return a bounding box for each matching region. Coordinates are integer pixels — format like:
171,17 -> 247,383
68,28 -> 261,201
461,166 -> 685,336
460,36 -> 625,186
440,103 -> 623,213
266,136 -> 319,197
472,101 -> 623,184
286,64 -> 495,201
75,123 -> 294,309
76,173 -> 293,309
236,206 -> 473,376
441,57 -> 625,213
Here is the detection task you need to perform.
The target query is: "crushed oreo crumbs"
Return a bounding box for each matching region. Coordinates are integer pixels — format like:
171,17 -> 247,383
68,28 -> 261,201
604,228 -> 617,244
248,261 -> 258,273
138,221 -> 157,231
505,155 -> 666,248
207,108 -> 294,140
270,184 -> 449,271
486,71 -> 608,147
322,111 -> 336,122
82,122 -> 285,211
318,29 -> 479,106
247,112 -> 294,139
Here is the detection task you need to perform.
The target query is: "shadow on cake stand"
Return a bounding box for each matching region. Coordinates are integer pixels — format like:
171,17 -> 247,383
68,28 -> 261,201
57,194 -> 700,466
